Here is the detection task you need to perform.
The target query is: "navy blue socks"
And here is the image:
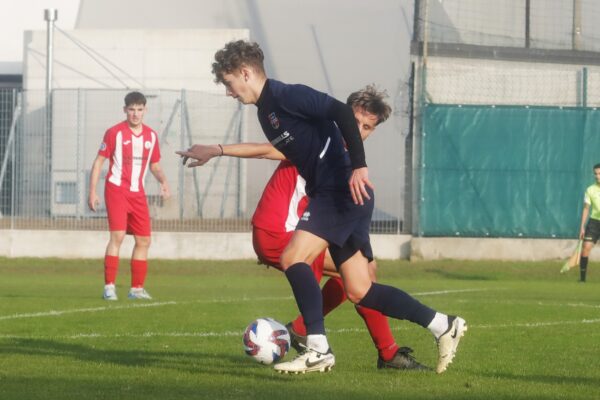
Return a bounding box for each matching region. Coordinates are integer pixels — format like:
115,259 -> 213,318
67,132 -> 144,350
358,282 -> 436,328
285,262 -> 325,335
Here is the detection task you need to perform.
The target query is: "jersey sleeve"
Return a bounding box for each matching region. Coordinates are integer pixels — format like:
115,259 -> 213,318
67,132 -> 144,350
98,129 -> 113,158
150,136 -> 161,163
279,84 -> 335,120
584,188 -> 592,205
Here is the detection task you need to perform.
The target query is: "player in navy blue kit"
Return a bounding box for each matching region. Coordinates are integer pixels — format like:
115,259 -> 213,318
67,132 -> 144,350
211,40 -> 467,374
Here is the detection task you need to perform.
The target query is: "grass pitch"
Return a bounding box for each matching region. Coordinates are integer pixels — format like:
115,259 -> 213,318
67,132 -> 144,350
0,257 -> 598,400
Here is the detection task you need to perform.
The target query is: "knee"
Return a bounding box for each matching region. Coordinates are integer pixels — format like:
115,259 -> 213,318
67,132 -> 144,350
135,236 -> 151,248
346,287 -> 369,305
279,252 -> 293,271
109,232 -> 126,246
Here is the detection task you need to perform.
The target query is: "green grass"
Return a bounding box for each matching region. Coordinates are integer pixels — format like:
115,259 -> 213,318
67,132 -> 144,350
0,257 -> 598,400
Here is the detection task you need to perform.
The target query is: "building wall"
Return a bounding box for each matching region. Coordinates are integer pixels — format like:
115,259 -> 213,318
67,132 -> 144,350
74,0 -> 416,229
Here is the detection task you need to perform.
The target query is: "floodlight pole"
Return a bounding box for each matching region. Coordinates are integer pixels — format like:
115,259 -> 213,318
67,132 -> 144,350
44,9 -> 57,215
44,9 -> 57,109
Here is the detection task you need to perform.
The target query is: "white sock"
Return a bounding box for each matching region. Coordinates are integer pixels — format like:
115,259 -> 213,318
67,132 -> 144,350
427,312 -> 449,339
306,334 -> 329,353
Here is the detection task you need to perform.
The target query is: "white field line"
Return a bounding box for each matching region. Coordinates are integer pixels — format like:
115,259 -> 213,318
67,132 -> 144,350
2,318 -> 600,341
0,289 -> 485,322
456,299 -> 600,309
475,318 -> 600,329
0,301 -> 179,321
412,288 -> 486,296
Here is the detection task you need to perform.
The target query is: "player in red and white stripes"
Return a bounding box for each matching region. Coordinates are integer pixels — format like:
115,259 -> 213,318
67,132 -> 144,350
88,91 -> 170,301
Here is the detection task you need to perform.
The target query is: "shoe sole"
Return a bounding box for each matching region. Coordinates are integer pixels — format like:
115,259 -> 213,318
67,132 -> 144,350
275,363 -> 334,374
436,318 -> 468,374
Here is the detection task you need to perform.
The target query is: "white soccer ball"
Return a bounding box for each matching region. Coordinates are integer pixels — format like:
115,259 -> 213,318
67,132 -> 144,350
242,318 -> 291,365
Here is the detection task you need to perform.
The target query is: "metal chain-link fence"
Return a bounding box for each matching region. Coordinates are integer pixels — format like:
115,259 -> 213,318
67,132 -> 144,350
0,88 -> 406,233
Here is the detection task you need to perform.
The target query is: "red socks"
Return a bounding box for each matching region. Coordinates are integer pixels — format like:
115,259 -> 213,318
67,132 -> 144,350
291,276 -> 348,336
105,256 -> 148,289
104,255 -> 119,285
355,305 -> 399,361
131,259 -> 148,288
104,256 -> 148,288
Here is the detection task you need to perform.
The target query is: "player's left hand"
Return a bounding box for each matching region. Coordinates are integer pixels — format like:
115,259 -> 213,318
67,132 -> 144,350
349,167 -> 373,206
176,144 -> 221,167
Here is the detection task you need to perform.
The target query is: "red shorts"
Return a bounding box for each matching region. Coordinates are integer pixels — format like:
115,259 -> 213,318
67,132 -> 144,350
252,226 -> 326,281
104,182 -> 151,236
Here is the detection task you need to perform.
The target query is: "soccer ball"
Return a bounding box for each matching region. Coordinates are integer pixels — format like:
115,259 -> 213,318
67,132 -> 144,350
242,318 -> 291,364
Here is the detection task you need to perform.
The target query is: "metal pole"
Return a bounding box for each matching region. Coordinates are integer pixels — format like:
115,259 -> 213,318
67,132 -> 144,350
178,90 -> 185,219
572,0 -> 582,50
44,9 -> 57,109
418,0 -> 430,237
525,0 -> 531,48
582,67 -> 588,108
422,0 -> 429,68
44,9 -> 57,217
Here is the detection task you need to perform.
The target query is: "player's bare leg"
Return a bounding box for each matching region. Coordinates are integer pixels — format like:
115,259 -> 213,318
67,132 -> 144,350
106,230 -> 126,256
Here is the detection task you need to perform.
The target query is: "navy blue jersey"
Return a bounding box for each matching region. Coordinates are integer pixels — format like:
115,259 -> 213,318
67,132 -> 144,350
256,79 -> 351,196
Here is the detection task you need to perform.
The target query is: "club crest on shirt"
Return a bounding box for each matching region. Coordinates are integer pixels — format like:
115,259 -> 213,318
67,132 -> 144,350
144,141 -> 152,149
99,142 -> 107,151
268,112 -> 280,129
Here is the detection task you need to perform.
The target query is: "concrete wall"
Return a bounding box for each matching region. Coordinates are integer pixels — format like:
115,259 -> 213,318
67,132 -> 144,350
411,237 -> 593,261
0,230 -> 592,261
0,230 -> 412,260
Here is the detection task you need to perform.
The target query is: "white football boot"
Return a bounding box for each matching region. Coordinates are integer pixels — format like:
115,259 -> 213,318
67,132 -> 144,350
273,344 -> 335,374
436,315 -> 467,373
103,284 -> 118,301
127,287 -> 153,300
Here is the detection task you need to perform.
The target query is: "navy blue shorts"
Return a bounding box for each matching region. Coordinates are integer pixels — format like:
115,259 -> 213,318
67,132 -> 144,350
296,187 -> 374,269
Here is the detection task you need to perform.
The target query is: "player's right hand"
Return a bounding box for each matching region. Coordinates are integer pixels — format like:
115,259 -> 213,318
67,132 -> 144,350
176,144 -> 221,167
349,167 -> 374,206
580,229 -> 585,240
88,194 -> 99,211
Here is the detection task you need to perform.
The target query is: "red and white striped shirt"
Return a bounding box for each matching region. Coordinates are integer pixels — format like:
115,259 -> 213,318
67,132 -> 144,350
252,160 -> 308,233
98,121 -> 160,193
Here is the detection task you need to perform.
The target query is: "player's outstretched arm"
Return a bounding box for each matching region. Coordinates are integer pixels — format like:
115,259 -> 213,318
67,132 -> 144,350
88,155 -> 106,211
177,142 -> 285,167
149,163 -> 171,199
